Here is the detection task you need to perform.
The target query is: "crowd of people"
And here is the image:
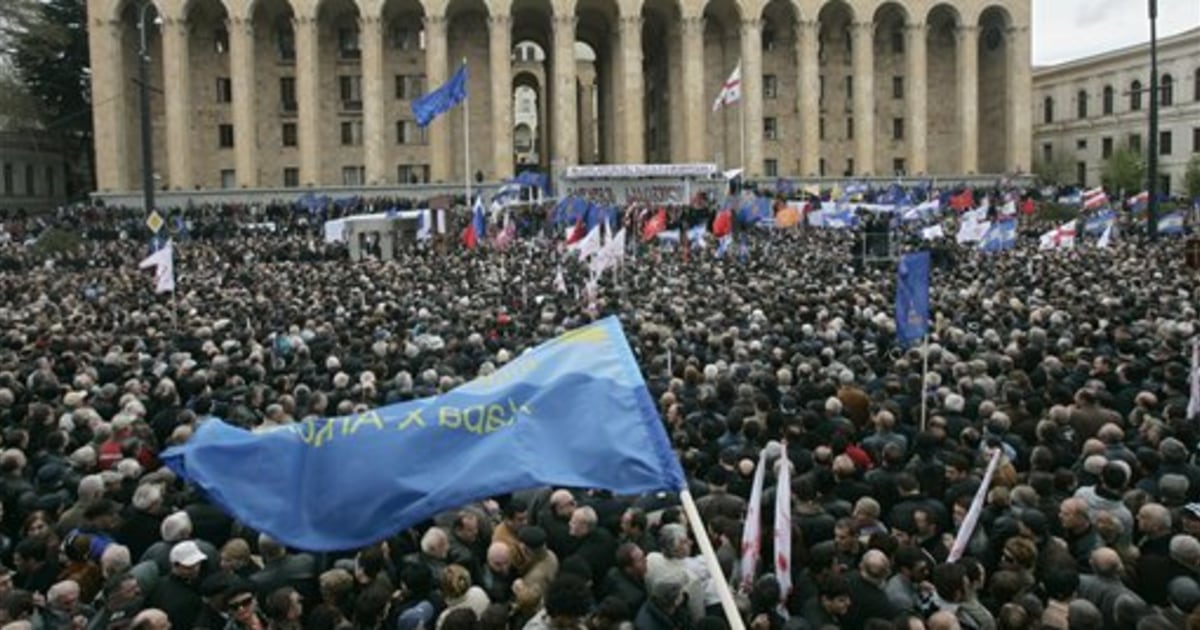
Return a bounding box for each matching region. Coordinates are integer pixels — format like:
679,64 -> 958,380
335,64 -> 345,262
0,193 -> 1195,630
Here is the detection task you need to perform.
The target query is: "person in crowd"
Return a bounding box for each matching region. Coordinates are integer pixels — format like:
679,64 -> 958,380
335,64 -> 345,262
0,192 -> 1193,630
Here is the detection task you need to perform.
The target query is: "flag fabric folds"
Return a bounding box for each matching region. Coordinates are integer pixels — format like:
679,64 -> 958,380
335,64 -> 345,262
161,316 -> 686,552
921,225 -> 945,241
738,447 -> 769,593
954,216 -> 989,244
138,241 -> 176,293
978,220 -> 1017,253
712,62 -> 742,112
412,64 -> 468,127
1097,223 -> 1114,249
1039,220 -> 1077,251
590,228 -> 626,276
565,217 -> 586,245
641,208 -> 667,241
1083,210 -> 1116,235
462,197 -> 486,249
895,251 -> 931,347
773,443 -> 792,609
1158,212 -> 1185,235
1188,339 -> 1199,421
713,209 -> 733,238
1082,187 -> 1108,211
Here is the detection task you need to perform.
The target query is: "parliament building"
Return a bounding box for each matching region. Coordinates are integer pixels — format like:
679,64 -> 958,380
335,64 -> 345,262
86,0 -> 1032,192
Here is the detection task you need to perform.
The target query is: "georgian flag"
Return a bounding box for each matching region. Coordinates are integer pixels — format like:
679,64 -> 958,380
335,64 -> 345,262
1039,220 -> 1077,250
712,62 -> 742,112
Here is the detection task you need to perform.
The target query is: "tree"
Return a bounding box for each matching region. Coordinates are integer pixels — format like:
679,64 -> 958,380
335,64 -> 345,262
1101,146 -> 1146,195
2,0 -> 93,198
1185,155 -> 1200,201
1032,155 -> 1074,187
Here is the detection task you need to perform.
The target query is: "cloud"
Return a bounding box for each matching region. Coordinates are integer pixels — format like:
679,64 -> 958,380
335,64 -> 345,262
1074,0 -> 1126,27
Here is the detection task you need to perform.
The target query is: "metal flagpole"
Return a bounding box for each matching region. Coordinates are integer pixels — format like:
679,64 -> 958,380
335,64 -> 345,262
463,58 -> 471,206
920,334 -> 930,432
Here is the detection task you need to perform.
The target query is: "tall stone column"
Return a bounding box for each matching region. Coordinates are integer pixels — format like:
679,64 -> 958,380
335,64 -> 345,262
578,78 -> 595,163
619,15 -> 644,164
680,15 -> 705,163
957,25 -> 978,174
294,14 -> 322,186
796,19 -> 819,177
228,16 -> 258,188
662,22 -> 680,162
739,19 -> 764,176
850,21 -> 874,176
489,15 -> 514,180
1006,25 -> 1032,174
360,14 -> 386,184
905,22 -> 927,175
90,19 -> 129,191
552,13 -> 578,169
161,17 -> 192,190
423,15 -> 450,182
607,27 -> 624,161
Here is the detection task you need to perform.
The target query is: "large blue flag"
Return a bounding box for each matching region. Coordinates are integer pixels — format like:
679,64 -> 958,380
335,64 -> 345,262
412,64 -> 468,127
161,317 -> 684,551
895,251 -> 931,347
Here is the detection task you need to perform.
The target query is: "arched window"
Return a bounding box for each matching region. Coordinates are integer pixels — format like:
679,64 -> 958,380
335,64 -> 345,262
1102,85 -> 1114,115
1161,74 -> 1173,106
1043,96 -> 1054,124
1077,90 -> 1088,119
1130,80 -> 1142,111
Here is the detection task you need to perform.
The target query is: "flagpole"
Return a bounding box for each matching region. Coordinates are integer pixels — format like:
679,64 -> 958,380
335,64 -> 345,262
920,333 -> 929,432
462,58 -> 471,207
680,490 -> 747,630
739,90 -> 746,171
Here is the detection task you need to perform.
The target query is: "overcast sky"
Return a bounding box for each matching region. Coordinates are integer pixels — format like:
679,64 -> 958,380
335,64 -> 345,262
1033,0 -> 1200,66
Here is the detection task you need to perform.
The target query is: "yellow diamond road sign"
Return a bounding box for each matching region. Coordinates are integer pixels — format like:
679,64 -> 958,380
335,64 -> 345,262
146,211 -> 164,234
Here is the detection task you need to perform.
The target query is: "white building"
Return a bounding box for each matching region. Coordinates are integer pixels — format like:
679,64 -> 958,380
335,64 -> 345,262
1032,26 -> 1200,193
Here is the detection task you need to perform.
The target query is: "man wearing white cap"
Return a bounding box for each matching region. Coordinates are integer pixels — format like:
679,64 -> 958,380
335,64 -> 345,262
144,540 -> 207,629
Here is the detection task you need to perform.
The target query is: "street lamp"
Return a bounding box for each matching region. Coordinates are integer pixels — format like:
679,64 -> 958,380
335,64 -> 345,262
137,1 -> 156,215
1146,0 -> 1159,238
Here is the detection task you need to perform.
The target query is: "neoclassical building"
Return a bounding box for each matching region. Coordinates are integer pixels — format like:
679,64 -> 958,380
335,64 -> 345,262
1033,26 -> 1200,193
87,0 -> 1032,192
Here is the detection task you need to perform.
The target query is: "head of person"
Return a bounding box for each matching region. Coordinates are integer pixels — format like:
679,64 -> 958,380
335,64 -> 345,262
168,540 -> 206,581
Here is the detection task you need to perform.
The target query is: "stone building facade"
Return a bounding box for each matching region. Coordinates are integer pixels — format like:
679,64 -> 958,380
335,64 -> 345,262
87,0 -> 1032,193
1032,26 -> 1200,194
0,131 -> 71,212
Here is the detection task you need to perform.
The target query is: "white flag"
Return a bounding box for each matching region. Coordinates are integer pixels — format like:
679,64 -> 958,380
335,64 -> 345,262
1097,222 -> 1113,249
571,225 -> 602,260
590,228 -> 627,277
739,447 -> 770,593
1188,339 -> 1199,421
774,443 -> 792,611
712,62 -> 742,112
138,242 -> 175,293
1039,220 -> 1077,251
921,225 -> 945,240
554,264 -> 567,294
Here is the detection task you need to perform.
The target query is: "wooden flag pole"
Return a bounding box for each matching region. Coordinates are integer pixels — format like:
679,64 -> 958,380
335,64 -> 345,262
680,490 -> 746,630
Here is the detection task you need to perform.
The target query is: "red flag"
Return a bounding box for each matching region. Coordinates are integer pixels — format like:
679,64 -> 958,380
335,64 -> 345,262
565,217 -> 585,245
713,209 -> 733,238
641,208 -> 667,242
950,189 -> 975,212
1021,198 -> 1035,215
461,224 -> 478,249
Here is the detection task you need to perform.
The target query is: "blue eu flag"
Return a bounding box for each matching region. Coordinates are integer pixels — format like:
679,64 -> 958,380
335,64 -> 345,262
895,251 -> 931,347
161,317 -> 686,552
412,64 -> 468,127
